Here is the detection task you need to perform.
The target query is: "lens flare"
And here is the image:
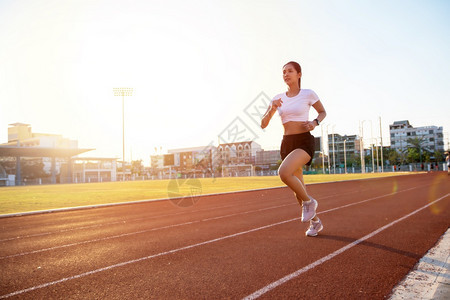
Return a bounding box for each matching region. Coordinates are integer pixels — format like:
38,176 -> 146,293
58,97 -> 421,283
427,173 -> 448,215
392,180 -> 398,194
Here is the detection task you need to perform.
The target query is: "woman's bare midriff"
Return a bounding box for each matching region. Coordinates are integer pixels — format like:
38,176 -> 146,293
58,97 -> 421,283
283,121 -> 309,135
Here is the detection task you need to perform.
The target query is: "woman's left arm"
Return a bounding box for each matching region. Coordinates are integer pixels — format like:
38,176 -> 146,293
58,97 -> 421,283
304,100 -> 327,131
312,100 -> 326,125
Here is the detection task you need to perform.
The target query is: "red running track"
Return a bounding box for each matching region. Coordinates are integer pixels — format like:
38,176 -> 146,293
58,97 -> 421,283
0,172 -> 448,299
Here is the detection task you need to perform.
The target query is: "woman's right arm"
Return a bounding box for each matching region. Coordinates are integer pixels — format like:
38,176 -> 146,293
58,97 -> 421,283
261,99 -> 282,129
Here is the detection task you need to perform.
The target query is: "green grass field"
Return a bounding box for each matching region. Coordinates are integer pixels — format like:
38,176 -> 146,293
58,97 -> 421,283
0,172 -> 411,215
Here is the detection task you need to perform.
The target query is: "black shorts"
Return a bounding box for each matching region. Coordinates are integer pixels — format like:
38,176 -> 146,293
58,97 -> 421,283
280,132 -> 315,166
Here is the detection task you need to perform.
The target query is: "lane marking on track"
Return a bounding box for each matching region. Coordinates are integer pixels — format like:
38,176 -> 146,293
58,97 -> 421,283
0,218 -> 299,299
0,203 -> 292,260
242,193 -> 450,300
0,187 -> 368,243
317,186 -> 420,215
0,185 -> 427,260
0,196 -> 287,243
0,183 -> 425,243
1,188 -> 443,298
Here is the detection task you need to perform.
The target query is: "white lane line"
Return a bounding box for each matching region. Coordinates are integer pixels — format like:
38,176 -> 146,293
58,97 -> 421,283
0,202 -> 250,242
201,204 -> 293,222
0,187 -> 440,298
0,203 -> 291,260
0,217 -> 299,299
0,196 -> 286,243
0,185 -> 427,260
317,186 -> 420,215
242,193 -> 450,300
0,183 -> 420,243
317,189 -> 360,200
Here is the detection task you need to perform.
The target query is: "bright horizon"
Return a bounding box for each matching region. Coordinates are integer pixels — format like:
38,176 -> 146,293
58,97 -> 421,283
1,0 -> 449,166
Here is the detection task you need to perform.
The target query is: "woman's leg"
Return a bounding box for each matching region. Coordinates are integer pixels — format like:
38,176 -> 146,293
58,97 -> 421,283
278,149 -> 311,202
293,168 -> 319,222
292,168 -> 305,204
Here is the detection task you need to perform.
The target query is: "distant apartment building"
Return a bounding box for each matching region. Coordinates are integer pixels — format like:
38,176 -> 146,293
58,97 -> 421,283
328,134 -> 361,167
389,120 -> 444,153
217,141 -> 261,166
255,150 -> 281,170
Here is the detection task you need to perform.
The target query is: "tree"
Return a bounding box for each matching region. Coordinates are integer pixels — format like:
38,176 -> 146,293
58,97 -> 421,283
423,151 -> 431,163
406,148 -> 419,163
387,149 -> 399,165
347,153 -> 360,167
311,155 -> 322,169
434,150 -> 444,163
407,137 -> 426,163
270,160 -> 282,171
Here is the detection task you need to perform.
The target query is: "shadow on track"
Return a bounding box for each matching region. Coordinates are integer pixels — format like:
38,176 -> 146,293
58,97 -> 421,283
315,234 -> 421,259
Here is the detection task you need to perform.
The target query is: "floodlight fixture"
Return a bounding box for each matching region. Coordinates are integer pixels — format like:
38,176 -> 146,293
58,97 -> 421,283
113,87 -> 133,97
113,87 -> 134,181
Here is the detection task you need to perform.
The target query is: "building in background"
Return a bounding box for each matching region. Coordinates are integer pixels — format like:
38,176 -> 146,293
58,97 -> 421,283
150,142 -> 263,178
64,157 -> 118,183
328,134 -> 361,167
5,123 -> 78,149
255,150 -> 281,170
3,123 -> 80,175
389,120 -> 444,153
0,123 -> 113,185
217,141 -> 261,165
216,141 -> 261,177
150,145 -> 217,178
169,145 -> 217,174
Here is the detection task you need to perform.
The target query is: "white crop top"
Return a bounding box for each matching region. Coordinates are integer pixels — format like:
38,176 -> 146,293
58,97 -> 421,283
271,89 -> 319,124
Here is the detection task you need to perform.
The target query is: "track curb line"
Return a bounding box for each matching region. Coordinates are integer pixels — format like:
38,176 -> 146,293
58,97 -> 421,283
389,228 -> 450,300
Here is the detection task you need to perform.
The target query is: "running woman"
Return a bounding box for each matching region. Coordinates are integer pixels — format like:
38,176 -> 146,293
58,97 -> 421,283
261,61 -> 327,236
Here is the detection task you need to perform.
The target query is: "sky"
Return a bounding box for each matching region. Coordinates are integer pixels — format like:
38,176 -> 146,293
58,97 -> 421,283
1,0 -> 449,166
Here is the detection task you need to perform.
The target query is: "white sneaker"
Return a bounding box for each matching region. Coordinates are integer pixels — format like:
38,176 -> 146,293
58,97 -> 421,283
301,197 -> 318,222
306,218 -> 323,237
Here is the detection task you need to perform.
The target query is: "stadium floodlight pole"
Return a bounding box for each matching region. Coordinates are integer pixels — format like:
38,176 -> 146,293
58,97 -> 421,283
344,139 -> 347,174
369,120 -> 375,173
360,120 -> 366,173
326,124 -> 336,174
326,124 -> 332,174
375,139 -> 379,172
332,125 -> 336,174
321,125 -> 325,174
371,144 -> 375,173
379,116 -> 384,172
113,87 -> 133,181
